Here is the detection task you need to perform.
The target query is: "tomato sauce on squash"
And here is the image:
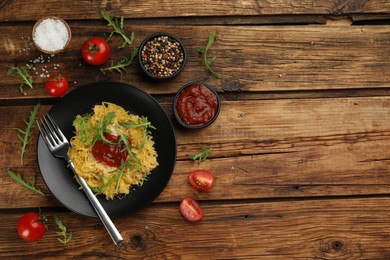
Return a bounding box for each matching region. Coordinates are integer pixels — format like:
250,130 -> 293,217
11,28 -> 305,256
92,133 -> 129,167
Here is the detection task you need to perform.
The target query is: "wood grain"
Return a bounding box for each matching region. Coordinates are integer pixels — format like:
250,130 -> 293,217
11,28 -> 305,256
1,2 -> 390,258
1,0 -> 390,22
1,197 -> 390,259
1,96 -> 388,208
1,25 -> 389,102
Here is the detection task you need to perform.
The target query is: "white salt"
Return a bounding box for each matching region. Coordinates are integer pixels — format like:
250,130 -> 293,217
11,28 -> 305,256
33,18 -> 69,52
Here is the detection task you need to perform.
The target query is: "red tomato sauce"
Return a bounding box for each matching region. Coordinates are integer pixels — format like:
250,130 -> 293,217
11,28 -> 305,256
92,133 -> 129,167
176,84 -> 218,126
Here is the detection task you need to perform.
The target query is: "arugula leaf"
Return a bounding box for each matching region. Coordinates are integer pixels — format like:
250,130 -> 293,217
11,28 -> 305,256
53,214 -> 73,244
114,168 -> 126,192
116,120 -> 145,155
141,116 -> 156,132
94,156 -> 141,195
96,173 -> 117,194
74,111 -> 116,146
115,155 -> 141,192
189,144 -> 213,164
101,10 -> 135,48
15,103 -> 41,165
139,116 -> 156,150
6,65 -> 34,95
73,114 -> 92,145
119,116 -> 155,151
196,32 -> 221,79
115,128 -> 133,154
93,112 -> 116,144
100,48 -> 138,74
7,170 -> 45,195
119,116 -> 154,130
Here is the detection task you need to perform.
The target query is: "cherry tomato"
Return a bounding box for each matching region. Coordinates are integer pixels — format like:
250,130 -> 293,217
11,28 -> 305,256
17,212 -> 46,241
81,37 -> 110,65
180,198 -> 204,222
188,170 -> 215,192
45,74 -> 68,97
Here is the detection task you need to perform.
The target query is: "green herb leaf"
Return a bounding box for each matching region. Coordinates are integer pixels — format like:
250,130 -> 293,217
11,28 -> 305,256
15,103 -> 41,165
119,116 -> 155,151
100,48 -> 138,74
114,155 -> 141,193
91,187 -> 101,193
7,170 -> 45,195
73,114 -> 93,145
206,32 -> 216,50
115,128 -> 134,155
95,174 -> 117,194
93,112 -> 116,144
6,66 -> 34,95
53,214 -> 73,245
94,155 -> 141,195
196,32 -> 221,79
196,47 -> 205,54
119,116 -> 154,130
6,66 -> 17,75
101,10 -> 135,48
189,144 -> 213,164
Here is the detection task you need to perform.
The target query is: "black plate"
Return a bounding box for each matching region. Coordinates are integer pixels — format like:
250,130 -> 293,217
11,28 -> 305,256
37,82 -> 176,218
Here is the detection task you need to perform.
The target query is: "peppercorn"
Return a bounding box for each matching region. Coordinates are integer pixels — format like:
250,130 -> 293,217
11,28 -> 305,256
141,35 -> 185,78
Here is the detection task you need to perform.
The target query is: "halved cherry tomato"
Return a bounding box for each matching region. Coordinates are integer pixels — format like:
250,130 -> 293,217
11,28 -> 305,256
45,74 -> 68,97
17,212 -> 46,241
81,37 -> 110,65
180,198 -> 203,222
188,170 -> 215,192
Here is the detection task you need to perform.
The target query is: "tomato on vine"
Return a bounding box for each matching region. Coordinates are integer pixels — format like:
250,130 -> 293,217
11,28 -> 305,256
81,37 -> 110,65
45,74 -> 68,97
17,212 -> 46,241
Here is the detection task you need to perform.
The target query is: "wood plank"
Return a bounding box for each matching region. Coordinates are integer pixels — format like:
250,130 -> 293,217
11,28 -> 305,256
1,25 -> 389,102
1,0 -> 390,21
1,1 -> 389,258
1,197 -> 390,258
1,96 -> 389,208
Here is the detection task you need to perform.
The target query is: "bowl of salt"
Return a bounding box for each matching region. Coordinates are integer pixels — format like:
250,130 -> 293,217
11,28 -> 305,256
32,16 -> 71,54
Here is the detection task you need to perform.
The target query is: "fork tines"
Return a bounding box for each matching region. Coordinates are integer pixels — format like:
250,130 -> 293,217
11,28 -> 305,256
36,115 -> 67,149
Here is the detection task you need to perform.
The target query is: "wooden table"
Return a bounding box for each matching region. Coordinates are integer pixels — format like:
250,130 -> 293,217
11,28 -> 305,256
1,1 -> 390,258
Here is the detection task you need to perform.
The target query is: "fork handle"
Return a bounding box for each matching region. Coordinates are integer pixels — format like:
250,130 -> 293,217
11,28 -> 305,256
68,160 -> 124,245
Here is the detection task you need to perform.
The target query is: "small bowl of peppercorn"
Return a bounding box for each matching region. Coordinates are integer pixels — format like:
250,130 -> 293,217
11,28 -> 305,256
173,82 -> 221,129
139,32 -> 187,80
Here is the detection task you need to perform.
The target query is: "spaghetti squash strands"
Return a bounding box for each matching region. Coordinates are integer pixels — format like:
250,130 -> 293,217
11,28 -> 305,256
69,102 -> 158,200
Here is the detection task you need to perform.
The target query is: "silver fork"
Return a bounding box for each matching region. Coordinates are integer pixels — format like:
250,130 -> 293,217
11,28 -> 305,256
37,114 -> 124,245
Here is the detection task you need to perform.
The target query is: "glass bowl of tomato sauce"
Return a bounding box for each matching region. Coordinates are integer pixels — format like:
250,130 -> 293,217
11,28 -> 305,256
173,82 -> 220,129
